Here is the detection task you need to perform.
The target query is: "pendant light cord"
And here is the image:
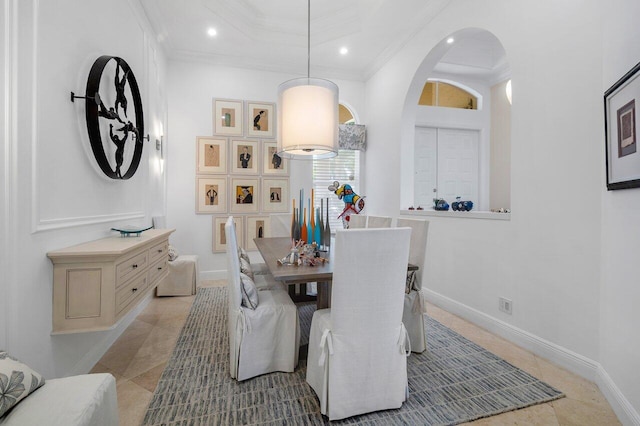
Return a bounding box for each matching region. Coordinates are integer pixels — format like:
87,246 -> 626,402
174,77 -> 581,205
307,0 -> 310,79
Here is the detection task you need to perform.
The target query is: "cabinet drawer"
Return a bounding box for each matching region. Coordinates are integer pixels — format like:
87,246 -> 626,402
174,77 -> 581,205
116,273 -> 148,313
148,257 -> 168,285
116,250 -> 148,288
149,240 -> 168,265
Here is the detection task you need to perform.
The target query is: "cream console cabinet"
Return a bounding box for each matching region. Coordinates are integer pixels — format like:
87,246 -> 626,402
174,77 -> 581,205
47,229 -> 174,334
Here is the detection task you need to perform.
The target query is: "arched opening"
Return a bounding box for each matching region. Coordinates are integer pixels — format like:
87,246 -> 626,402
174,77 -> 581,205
400,28 -> 511,213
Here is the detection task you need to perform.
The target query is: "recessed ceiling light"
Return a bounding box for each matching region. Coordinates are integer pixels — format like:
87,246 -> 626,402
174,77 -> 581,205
340,47 -> 348,55
446,37 -> 455,44
207,28 -> 217,37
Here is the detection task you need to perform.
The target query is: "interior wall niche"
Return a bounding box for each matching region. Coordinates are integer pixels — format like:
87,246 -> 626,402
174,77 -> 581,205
401,28 -> 511,213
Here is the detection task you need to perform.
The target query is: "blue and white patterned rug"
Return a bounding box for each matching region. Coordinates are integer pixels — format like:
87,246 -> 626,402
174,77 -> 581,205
142,287 -> 563,425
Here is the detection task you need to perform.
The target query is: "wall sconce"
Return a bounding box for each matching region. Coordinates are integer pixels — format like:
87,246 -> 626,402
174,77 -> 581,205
155,136 -> 163,158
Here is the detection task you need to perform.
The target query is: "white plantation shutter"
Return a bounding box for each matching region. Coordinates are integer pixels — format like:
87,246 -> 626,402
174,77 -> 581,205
313,150 -> 361,231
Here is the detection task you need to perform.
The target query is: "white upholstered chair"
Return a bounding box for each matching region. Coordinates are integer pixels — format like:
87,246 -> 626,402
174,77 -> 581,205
225,216 -> 300,381
367,215 -> 392,228
306,227 -> 412,421
152,216 -> 200,296
347,214 -> 367,228
396,217 -> 429,353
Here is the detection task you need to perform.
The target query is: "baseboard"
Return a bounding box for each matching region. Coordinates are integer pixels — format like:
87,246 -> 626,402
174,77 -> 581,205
596,365 -> 640,426
423,290 -> 600,377
424,289 -> 640,425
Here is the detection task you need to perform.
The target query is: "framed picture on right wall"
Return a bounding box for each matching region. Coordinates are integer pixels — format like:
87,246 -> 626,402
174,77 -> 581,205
605,60 -> 640,190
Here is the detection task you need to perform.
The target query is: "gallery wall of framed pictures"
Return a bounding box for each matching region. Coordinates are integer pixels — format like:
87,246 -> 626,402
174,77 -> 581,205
198,99 -> 290,252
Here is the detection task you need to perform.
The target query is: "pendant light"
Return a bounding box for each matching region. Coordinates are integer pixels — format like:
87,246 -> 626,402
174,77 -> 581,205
277,0 -> 339,159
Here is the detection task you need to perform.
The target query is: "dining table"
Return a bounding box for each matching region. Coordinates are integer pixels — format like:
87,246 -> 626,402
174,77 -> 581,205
254,237 -> 334,309
254,236 -> 418,310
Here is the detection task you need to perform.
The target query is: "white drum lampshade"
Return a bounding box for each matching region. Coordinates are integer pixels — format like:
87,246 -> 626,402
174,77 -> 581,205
277,77 -> 339,159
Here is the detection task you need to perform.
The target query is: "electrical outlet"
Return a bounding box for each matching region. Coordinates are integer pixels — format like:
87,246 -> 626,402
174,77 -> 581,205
499,297 -> 513,315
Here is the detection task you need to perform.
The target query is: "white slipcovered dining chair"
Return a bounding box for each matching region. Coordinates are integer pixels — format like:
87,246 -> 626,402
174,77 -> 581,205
225,216 -> 300,381
396,218 -> 429,353
347,214 -> 367,229
306,227 -> 412,421
367,215 -> 392,228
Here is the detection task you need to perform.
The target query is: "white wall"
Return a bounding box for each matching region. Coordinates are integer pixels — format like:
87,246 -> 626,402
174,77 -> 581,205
1,0 -> 11,351
368,0 -> 605,393
2,0 -> 168,378
166,60 -> 365,278
601,0 -> 640,420
490,80 -> 511,210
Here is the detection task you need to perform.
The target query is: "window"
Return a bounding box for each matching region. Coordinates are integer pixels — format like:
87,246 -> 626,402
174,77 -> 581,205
312,104 -> 361,231
419,80 -> 478,109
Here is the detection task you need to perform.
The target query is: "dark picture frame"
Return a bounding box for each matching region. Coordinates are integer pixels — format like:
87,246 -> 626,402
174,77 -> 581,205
605,61 -> 640,190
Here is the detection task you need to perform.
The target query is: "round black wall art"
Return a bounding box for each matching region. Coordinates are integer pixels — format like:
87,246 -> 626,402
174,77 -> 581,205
82,55 -> 145,180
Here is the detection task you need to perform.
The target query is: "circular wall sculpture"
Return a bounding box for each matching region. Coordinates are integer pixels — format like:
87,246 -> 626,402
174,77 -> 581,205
83,55 -> 145,180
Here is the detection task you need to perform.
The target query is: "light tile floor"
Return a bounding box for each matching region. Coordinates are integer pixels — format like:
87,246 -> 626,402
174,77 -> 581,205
91,281 -> 621,425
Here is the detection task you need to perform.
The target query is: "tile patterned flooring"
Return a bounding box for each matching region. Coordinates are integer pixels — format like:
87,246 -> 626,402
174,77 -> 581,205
91,280 -> 621,425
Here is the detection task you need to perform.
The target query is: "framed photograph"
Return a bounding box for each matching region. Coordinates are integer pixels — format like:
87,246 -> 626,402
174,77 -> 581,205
213,215 -> 243,253
261,178 -> 289,212
213,98 -> 243,136
245,216 -> 272,251
196,177 -> 227,214
262,140 -> 288,175
230,177 -> 260,213
605,61 -> 640,190
196,137 -> 227,174
231,140 -> 259,175
247,101 -> 275,138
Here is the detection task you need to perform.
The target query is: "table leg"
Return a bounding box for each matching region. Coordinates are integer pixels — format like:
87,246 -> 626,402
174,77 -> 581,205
316,281 -> 331,309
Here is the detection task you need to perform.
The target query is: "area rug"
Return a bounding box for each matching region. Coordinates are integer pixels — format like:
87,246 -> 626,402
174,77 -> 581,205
142,287 -> 563,425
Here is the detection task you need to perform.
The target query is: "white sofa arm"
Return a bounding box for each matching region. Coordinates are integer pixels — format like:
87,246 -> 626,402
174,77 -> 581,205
0,373 -> 118,426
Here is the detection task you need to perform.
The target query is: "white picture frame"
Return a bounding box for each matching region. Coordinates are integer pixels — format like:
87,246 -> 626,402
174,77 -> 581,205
213,98 -> 243,136
213,215 -> 242,252
262,140 -> 288,175
247,101 -> 275,138
231,139 -> 259,175
196,137 -> 227,174
245,215 -> 272,251
196,177 -> 227,214
261,178 -> 289,212
230,177 -> 260,213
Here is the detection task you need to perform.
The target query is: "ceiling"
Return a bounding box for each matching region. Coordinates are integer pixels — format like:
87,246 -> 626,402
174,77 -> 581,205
140,0 -> 508,83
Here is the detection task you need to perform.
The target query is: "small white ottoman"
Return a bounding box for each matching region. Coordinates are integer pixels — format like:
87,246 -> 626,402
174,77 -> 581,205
156,254 -> 200,296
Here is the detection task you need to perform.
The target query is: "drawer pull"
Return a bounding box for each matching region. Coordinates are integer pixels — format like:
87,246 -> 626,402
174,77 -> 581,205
132,288 -> 138,293
157,266 -> 163,271
157,249 -> 163,253
132,264 -> 138,269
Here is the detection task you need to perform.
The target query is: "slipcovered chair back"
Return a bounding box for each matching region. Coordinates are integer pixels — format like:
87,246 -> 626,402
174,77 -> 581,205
225,216 -> 242,309
396,218 -> 429,291
225,216 -> 243,378
306,227 -> 412,420
367,215 -> 392,228
331,227 -> 410,334
347,214 -> 366,228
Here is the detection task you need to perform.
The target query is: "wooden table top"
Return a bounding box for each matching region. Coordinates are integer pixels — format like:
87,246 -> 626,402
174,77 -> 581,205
254,237 -> 334,283
254,237 -> 418,284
